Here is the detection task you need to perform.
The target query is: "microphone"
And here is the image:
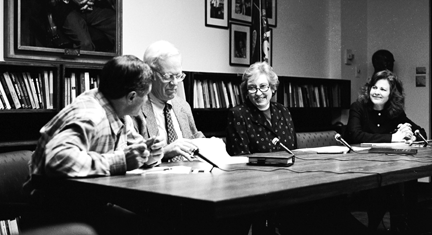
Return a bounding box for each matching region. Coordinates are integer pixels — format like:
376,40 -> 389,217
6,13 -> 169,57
414,129 -> 428,146
192,148 -> 219,172
334,133 -> 354,153
272,138 -> 295,156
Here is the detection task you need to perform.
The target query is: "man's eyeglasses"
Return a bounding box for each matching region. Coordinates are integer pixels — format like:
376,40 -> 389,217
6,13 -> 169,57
247,84 -> 270,94
154,70 -> 186,83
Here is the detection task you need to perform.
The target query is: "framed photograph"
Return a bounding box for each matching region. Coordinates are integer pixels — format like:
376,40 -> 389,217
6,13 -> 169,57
265,0 -> 277,27
230,0 -> 252,24
4,0 -> 122,64
230,23 -> 250,66
205,0 -> 228,29
263,28 -> 272,66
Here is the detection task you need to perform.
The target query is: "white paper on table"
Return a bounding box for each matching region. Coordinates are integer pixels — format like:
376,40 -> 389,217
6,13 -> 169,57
294,145 -> 370,154
192,137 -> 249,165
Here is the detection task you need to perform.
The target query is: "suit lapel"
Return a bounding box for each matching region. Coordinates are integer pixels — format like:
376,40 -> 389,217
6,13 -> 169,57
141,98 -> 159,137
171,97 -> 192,138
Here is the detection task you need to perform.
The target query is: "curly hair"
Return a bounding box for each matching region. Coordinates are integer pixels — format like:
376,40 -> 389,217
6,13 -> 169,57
358,70 -> 404,118
240,62 -> 279,100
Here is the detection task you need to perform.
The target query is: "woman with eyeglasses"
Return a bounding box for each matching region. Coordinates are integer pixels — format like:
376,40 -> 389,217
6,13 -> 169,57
226,62 -> 368,234
346,69 -> 426,144
226,62 -> 296,156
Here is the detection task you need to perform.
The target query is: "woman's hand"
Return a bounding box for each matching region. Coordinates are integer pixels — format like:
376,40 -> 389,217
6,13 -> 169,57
392,123 -> 414,143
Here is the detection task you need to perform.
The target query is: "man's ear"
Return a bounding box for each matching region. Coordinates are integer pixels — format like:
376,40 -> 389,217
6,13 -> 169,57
126,91 -> 137,102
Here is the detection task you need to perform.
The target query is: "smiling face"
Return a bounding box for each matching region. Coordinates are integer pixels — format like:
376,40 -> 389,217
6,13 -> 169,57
369,78 -> 390,110
247,73 -> 273,111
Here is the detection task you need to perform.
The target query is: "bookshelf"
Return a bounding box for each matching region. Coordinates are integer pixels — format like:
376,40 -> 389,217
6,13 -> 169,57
61,64 -> 102,107
0,61 -> 60,151
183,72 -> 350,136
0,63 -> 350,151
0,62 -> 103,152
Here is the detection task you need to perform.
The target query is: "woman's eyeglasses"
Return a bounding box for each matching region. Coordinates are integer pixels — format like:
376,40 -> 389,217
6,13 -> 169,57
247,84 -> 270,94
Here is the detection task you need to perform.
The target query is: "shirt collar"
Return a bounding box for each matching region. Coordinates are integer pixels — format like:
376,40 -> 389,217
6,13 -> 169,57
149,92 -> 173,108
95,90 -> 124,134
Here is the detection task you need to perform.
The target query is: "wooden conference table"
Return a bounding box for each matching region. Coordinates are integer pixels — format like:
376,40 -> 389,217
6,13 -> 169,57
45,147 -> 432,234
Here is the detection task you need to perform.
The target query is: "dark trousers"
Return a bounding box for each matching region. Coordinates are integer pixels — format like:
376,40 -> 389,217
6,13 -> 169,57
62,7 -> 116,51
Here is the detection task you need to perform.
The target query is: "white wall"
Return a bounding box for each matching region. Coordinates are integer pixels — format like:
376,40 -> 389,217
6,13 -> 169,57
123,0 -> 335,77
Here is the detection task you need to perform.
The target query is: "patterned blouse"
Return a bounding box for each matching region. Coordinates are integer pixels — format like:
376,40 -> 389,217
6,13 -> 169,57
226,99 -> 297,156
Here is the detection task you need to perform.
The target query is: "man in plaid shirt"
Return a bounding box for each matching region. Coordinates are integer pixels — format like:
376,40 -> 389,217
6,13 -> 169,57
23,55 -> 162,235
28,55 -> 162,178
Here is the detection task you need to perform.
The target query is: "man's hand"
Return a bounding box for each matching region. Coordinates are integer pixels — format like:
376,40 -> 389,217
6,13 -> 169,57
163,139 -> 198,161
70,0 -> 94,11
145,135 -> 164,165
124,143 -> 149,171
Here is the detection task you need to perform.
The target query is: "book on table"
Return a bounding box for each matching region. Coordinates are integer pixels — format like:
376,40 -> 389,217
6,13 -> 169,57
248,152 -> 295,166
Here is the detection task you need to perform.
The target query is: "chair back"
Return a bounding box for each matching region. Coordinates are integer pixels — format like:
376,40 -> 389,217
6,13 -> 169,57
0,150 -> 32,219
296,130 -> 341,149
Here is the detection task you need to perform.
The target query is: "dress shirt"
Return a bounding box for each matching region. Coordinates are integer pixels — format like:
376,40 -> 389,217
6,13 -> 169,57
29,88 -> 147,177
148,93 -> 183,146
346,101 -> 427,144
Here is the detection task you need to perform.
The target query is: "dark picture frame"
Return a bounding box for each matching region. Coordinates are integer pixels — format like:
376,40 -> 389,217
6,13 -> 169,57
230,0 -> 252,24
4,0 -> 122,64
263,28 -> 272,66
205,0 -> 228,29
266,0 -> 277,27
230,23 -> 250,66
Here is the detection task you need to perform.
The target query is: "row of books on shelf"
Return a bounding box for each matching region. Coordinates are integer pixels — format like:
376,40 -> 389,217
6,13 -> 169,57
278,82 -> 341,108
193,79 -> 245,109
0,71 -> 54,110
64,72 -> 100,106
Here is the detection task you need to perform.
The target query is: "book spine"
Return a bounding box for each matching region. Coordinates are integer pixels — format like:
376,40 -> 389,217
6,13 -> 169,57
49,70 -> 54,109
84,71 -> 90,92
227,81 -> 236,108
10,72 -> 28,108
212,81 -> 220,108
16,72 -> 32,109
2,72 -> 21,109
27,73 -> 40,109
22,72 -> 36,109
71,72 -> 77,102
0,79 -> 11,109
43,71 -> 51,109
34,74 -> 44,109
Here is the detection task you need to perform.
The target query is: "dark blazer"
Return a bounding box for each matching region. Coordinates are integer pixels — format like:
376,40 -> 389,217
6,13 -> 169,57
226,99 -> 297,156
134,96 -> 205,140
346,101 -> 427,144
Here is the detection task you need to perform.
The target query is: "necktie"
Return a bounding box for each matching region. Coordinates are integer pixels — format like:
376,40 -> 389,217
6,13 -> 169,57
164,103 -> 178,144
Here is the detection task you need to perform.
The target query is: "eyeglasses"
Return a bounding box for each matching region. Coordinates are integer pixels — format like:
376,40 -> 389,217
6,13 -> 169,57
247,84 -> 270,94
154,70 -> 186,83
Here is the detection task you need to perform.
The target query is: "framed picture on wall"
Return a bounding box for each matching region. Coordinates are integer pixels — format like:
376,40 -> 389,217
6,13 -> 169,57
266,0 -> 277,27
263,28 -> 272,66
4,0 -> 122,64
205,0 -> 229,28
230,23 -> 250,66
230,0 -> 252,24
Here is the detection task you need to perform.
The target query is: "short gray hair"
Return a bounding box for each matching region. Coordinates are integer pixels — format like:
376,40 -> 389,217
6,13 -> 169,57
143,40 -> 181,70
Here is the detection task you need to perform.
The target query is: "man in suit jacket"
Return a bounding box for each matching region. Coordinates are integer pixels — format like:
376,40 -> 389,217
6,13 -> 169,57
134,40 -> 204,162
